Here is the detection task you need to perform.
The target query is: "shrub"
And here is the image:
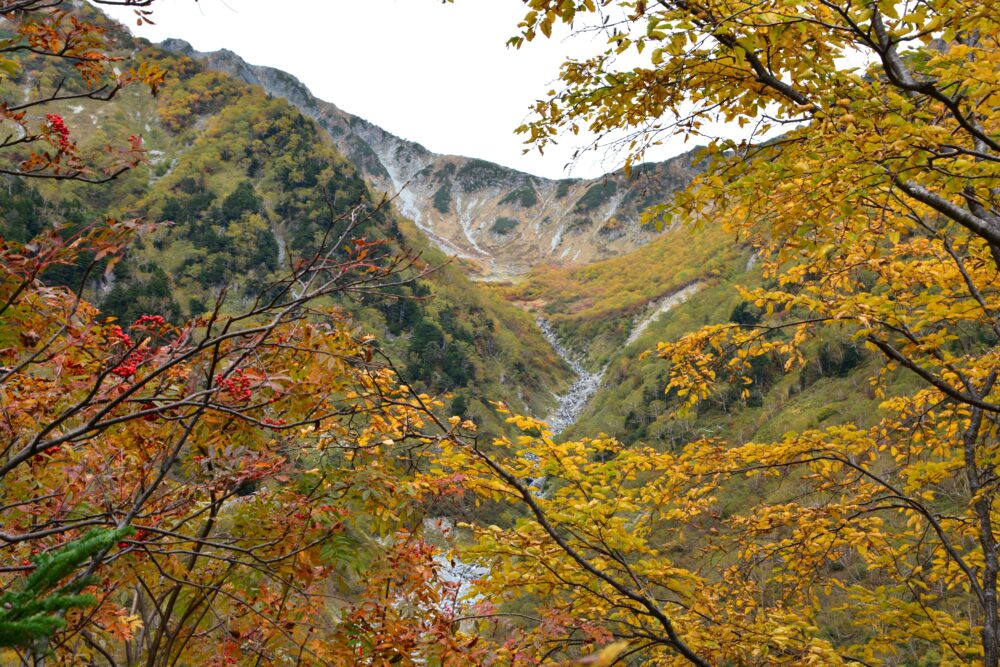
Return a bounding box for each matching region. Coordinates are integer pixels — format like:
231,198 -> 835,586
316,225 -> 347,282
491,217 -> 519,235
499,185 -> 538,208
433,183 -> 451,213
574,180 -> 618,213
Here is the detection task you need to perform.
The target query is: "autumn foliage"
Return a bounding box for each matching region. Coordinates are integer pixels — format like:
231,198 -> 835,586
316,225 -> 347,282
423,0 -> 1000,664
0,198 -> 496,664
0,6 -> 489,657
0,1 -> 164,182
3,0 -> 1000,666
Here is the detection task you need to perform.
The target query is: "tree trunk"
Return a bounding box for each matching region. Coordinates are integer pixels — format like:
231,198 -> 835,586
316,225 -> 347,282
964,405 -> 999,666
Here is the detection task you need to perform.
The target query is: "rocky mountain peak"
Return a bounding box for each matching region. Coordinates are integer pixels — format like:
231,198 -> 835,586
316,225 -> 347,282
159,40 -> 705,278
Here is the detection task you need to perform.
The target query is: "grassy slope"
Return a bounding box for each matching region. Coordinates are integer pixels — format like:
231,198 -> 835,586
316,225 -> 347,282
564,275 -> 920,447
502,214 -> 919,450
504,221 -> 742,367
393,219 -> 575,432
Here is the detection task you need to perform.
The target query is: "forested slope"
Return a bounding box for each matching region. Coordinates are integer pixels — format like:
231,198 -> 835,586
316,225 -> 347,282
0,17 -> 574,436
3,1 -> 998,664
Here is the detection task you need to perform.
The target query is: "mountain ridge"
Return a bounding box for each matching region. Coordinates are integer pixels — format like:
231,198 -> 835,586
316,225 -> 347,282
158,38 -> 705,279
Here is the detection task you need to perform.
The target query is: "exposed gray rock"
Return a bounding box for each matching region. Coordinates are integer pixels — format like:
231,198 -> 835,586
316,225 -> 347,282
157,39 -> 707,278
537,319 -> 606,435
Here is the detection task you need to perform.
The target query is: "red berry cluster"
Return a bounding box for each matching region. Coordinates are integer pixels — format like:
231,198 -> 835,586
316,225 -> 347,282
132,314 -> 166,328
117,529 -> 149,549
261,417 -> 287,427
32,444 -> 61,462
216,369 -> 252,401
112,348 -> 148,378
108,324 -> 132,347
215,642 -> 239,666
45,114 -> 71,151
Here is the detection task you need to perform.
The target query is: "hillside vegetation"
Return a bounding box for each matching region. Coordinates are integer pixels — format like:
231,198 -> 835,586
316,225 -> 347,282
504,220 -> 742,366
0,24 -> 574,437
2,1 -> 997,665
161,39 -> 707,278
499,216 -> 913,452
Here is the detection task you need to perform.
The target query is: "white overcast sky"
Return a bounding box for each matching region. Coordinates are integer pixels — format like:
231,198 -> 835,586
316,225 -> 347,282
98,0 -> 710,179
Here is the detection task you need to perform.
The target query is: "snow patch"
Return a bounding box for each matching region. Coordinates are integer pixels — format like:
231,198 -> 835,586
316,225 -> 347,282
454,194 -> 491,258
625,282 -> 704,346
550,223 -> 565,253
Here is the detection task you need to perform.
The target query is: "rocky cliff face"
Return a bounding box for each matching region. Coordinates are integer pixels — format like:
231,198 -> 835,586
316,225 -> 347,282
160,39 -> 704,279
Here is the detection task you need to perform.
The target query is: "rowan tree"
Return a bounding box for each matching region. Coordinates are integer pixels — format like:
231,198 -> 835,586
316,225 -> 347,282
0,0 -> 168,182
0,3 -> 491,663
0,200 -> 492,666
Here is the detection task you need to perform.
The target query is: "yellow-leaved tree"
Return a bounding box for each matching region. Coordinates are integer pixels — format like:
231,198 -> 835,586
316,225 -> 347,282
433,0 -> 1000,664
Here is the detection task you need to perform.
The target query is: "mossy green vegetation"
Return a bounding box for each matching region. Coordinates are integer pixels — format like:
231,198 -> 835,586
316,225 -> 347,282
432,182 -> 452,213
572,179 -> 617,213
555,180 -> 575,198
498,185 -> 537,208
456,158 -> 509,191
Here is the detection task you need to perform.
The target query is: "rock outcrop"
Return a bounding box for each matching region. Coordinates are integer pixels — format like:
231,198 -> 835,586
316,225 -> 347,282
160,39 -> 704,278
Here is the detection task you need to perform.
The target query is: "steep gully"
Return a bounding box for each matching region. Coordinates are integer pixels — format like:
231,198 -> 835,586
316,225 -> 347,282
543,280 -> 704,435
433,282 -> 704,607
537,319 -> 605,436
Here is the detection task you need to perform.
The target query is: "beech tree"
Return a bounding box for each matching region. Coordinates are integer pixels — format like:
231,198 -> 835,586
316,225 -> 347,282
431,0 -> 1000,665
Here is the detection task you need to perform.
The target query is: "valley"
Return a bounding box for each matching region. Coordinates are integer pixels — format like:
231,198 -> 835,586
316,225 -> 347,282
0,0 -> 892,489
3,20 -> 736,442
2,2 -> 996,665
